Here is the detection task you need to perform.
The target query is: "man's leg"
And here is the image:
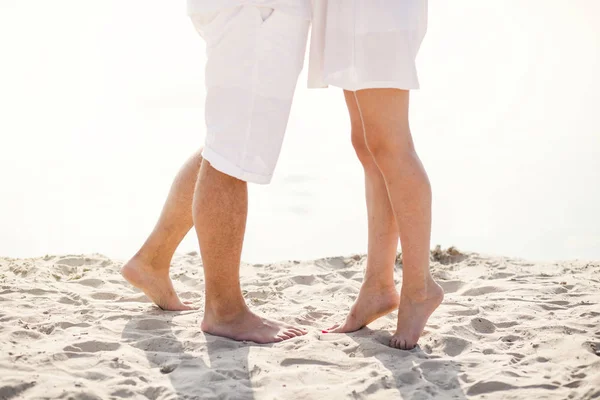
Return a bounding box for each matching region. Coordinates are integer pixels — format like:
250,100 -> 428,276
185,6 -> 309,343
121,150 -> 203,311
327,91 -> 400,333
195,160 -> 307,343
355,88 -> 443,350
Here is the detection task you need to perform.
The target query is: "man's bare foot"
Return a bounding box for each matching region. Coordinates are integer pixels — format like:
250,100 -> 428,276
390,281 -> 444,350
325,283 -> 400,333
201,308 -> 308,344
121,255 -> 193,311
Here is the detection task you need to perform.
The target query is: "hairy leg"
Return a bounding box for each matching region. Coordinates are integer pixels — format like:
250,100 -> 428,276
195,161 -> 307,343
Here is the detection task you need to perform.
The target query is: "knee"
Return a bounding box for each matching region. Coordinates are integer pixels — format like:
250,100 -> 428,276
363,121 -> 414,163
351,128 -> 375,167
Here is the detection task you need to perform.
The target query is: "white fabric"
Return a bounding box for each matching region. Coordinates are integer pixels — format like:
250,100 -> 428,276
187,0 -> 311,20
308,0 -> 428,91
191,6 -> 309,184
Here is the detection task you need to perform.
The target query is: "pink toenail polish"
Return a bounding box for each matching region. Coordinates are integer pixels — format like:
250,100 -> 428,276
322,330 -> 328,334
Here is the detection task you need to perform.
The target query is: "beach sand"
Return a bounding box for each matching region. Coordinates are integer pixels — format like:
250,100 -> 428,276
1,248 -> 599,399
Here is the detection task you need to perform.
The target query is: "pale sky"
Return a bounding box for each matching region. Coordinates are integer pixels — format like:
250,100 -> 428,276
1,1 -> 599,262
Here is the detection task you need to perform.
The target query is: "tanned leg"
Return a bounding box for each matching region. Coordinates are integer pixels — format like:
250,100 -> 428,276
121,150 -> 203,311
195,161 -> 307,343
354,89 -> 443,350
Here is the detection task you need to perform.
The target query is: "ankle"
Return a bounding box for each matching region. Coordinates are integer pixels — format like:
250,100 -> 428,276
362,275 -> 397,292
204,298 -> 249,323
400,278 -> 442,301
132,249 -> 171,271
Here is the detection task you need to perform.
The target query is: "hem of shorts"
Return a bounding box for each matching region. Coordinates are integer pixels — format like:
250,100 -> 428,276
326,79 -> 420,91
202,147 -> 273,185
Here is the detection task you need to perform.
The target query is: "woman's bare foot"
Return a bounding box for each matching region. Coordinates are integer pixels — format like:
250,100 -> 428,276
390,281 -> 444,350
121,255 -> 193,311
201,308 -> 308,344
325,282 -> 400,333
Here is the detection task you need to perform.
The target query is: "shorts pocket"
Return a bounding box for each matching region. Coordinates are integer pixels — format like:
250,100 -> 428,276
190,6 -> 242,39
257,7 -> 275,23
250,6 -> 277,27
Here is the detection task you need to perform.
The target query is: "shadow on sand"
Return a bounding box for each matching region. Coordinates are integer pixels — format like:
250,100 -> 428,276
121,309 -> 467,399
327,326 -> 468,399
122,309 -> 260,400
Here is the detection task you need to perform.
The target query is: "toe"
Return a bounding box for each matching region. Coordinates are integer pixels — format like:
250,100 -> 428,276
277,333 -> 292,341
390,337 -> 405,349
281,329 -> 295,337
157,300 -> 193,312
327,324 -> 345,333
183,301 -> 197,309
285,324 -> 307,334
287,328 -> 304,336
328,323 -> 340,331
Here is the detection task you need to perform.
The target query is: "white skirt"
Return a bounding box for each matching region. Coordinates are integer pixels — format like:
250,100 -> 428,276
308,0 -> 428,91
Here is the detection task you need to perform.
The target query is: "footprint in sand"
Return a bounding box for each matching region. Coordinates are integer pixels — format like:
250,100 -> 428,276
432,336 -> 471,357
471,317 -> 496,334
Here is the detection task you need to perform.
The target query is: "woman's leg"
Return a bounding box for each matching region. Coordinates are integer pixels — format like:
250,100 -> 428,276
328,90 -> 401,333
354,88 -> 443,350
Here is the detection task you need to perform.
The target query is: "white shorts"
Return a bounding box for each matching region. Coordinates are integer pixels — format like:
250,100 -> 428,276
190,6 -> 309,184
308,0 -> 428,91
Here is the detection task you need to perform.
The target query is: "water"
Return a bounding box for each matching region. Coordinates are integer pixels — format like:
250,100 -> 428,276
1,0 -> 599,263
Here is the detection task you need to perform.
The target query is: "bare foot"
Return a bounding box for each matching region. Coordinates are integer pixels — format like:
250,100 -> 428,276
325,283 -> 400,333
201,308 -> 308,344
121,255 -> 193,311
389,281 -> 444,350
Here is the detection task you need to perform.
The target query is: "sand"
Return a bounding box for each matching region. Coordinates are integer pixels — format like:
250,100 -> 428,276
1,248 -> 599,399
